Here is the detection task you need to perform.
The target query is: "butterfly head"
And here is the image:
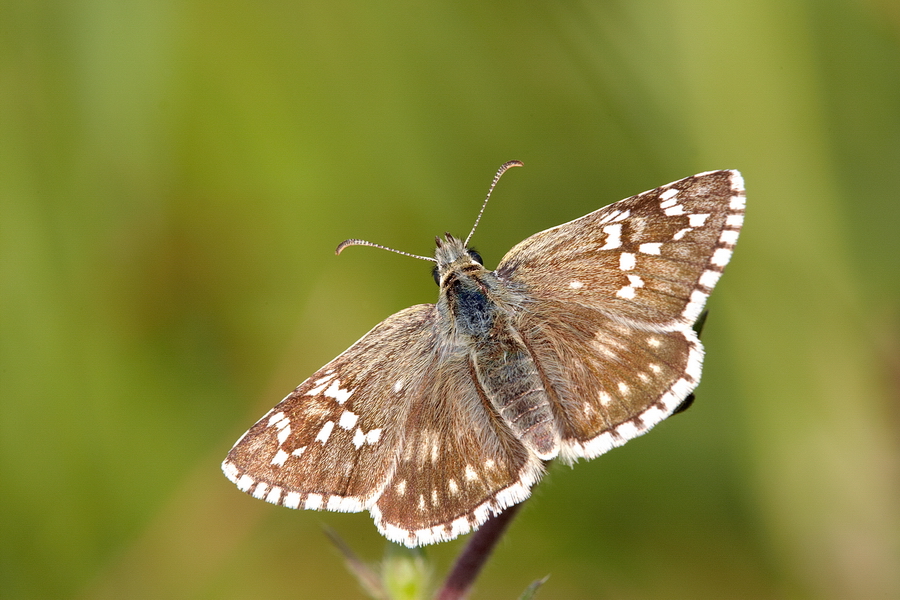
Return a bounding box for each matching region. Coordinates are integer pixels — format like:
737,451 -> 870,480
432,233 -> 485,286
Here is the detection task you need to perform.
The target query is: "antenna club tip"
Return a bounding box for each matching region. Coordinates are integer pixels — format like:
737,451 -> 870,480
335,239 -> 357,255
504,160 -> 524,169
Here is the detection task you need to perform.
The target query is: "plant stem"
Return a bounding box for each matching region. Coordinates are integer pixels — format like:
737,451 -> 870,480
435,502 -> 523,600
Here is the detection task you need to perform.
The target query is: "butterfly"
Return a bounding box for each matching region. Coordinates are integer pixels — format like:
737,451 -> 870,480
222,162 -> 745,547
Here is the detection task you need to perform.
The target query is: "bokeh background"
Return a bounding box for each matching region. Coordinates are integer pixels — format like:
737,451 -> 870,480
2,1 -> 899,598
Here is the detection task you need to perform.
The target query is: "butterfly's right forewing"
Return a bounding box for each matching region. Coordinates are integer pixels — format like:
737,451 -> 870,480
498,170 -> 745,327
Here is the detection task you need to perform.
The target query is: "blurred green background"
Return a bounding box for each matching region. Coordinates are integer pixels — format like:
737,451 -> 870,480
2,0 -> 899,598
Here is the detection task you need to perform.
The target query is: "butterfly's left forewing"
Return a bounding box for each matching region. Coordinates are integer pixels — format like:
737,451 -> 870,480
223,305 -> 439,513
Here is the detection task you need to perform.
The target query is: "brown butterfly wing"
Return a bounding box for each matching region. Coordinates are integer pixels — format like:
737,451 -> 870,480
497,170 -> 745,327
510,300 -> 702,460
223,304 -> 542,547
496,170 -> 744,458
223,306 -> 437,513
372,349 -> 542,546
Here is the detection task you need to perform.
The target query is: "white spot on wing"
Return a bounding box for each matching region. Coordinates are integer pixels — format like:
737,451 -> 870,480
711,247 -> 732,267
465,464 -> 479,482
267,412 -> 286,426
315,421 -> 335,444
569,280 -> 584,289
619,252 -> 636,271
252,482 -> 269,499
688,213 -> 710,227
305,493 -> 323,510
682,289 -> 709,323
611,209 -> 631,222
616,274 -> 644,299
306,373 -> 337,396
352,428 -> 366,449
366,428 -> 382,445
664,204 -> 685,216
324,380 -> 353,404
673,227 -> 692,240
600,224 -> 622,250
271,449 -> 289,466
265,487 -> 282,505
222,461 -> 239,482
277,424 -> 291,445
430,439 -> 439,463
451,517 -> 470,536
659,188 -> 679,203
719,230 -> 740,245
639,242 -> 662,255
616,421 -> 639,439
393,379 -> 404,393
616,285 -> 636,299
338,410 -> 359,430
699,270 -> 722,288
598,209 -> 623,225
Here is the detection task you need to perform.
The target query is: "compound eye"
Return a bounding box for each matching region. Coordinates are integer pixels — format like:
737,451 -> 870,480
432,265 -> 440,286
467,249 -> 483,265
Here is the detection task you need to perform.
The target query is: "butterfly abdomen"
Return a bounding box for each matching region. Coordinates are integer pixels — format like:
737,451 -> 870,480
473,333 -> 559,460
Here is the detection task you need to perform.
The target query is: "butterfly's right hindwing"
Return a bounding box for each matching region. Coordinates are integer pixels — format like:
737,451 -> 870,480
513,301 -> 703,462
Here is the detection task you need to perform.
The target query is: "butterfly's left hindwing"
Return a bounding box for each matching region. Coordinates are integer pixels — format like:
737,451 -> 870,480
372,351 -> 543,546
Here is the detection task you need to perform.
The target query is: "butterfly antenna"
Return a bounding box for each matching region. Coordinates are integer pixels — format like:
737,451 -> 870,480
464,160 -> 523,247
335,238 -> 437,262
